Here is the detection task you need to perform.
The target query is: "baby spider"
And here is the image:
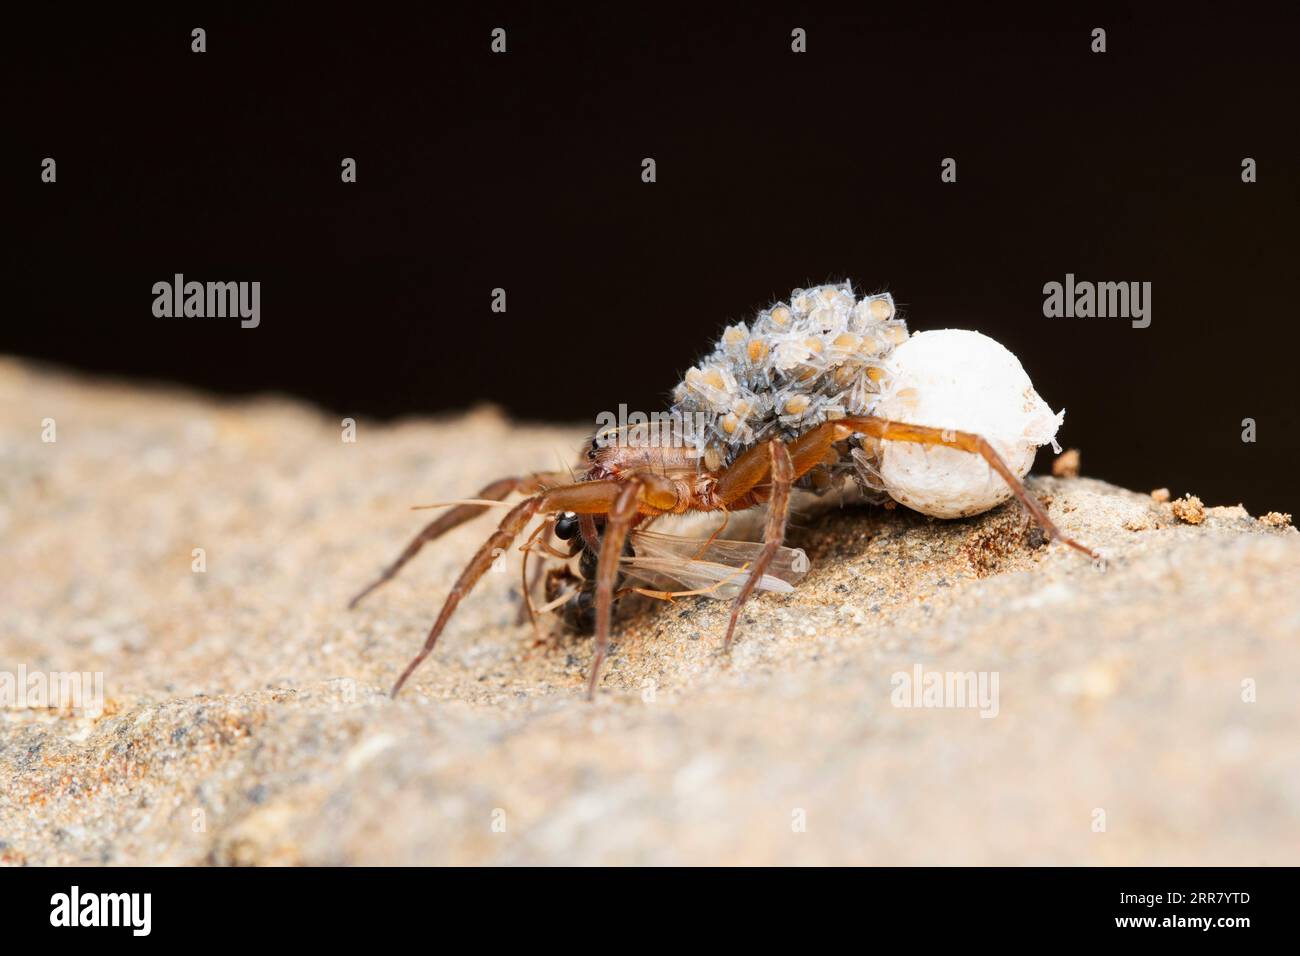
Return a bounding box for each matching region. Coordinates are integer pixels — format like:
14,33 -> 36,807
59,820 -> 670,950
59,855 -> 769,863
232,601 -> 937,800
350,281 -> 1097,699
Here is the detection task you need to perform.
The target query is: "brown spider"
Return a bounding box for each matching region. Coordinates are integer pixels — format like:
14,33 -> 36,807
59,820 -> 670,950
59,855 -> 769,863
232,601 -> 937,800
350,283 -> 1096,699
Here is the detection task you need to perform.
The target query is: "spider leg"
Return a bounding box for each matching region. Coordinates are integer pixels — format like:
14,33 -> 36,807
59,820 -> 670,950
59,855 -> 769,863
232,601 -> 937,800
622,568 -> 749,602
714,420 -> 842,505
841,415 -> 1097,560
516,520 -> 552,634
587,479 -> 642,699
677,425 -> 844,647
723,440 -> 795,648
390,495 -> 543,697
349,471 -> 566,609
522,521 -> 579,561
690,510 -> 731,561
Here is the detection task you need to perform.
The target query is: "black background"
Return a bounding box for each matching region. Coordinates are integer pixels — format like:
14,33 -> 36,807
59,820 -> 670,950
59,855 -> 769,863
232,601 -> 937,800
7,3 -> 1298,513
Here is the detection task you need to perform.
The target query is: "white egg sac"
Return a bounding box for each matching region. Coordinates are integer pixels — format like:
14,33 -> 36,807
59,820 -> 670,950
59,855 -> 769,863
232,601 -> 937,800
873,329 -> 1064,518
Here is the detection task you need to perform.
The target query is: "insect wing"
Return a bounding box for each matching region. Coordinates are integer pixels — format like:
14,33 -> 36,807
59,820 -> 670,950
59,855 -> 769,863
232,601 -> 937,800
621,529 -> 810,600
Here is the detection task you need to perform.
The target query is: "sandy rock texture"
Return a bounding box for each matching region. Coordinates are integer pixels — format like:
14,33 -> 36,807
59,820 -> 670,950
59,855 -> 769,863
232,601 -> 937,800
1,357 -> 1297,866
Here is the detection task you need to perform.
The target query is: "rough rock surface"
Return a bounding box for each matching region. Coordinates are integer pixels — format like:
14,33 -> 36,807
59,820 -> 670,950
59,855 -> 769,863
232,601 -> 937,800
1,357 -> 1297,866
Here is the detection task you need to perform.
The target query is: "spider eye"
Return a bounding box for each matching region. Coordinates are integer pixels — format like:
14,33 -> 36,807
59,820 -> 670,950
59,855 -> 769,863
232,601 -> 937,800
554,512 -> 579,540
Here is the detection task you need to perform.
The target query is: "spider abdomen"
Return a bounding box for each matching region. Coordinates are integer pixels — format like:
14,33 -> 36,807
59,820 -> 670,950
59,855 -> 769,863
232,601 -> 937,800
669,281 -> 909,469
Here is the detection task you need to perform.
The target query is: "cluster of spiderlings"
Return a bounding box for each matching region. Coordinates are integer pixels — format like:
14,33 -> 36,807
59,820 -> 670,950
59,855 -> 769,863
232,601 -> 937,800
670,281 -> 909,467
